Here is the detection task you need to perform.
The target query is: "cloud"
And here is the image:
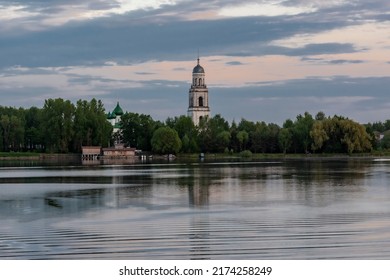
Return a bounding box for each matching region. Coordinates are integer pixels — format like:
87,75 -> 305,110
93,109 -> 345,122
0,0 -> 178,30
135,72 -> 156,75
0,14 -> 354,68
212,76 -> 390,124
172,67 -> 187,71
301,57 -> 366,64
269,43 -> 358,56
225,61 -> 245,66
328,59 -> 365,64
0,4 -> 39,21
218,2 -> 317,17
1,0 -> 390,125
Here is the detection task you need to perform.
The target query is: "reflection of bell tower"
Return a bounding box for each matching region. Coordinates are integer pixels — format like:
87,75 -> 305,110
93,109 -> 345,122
188,58 -> 210,126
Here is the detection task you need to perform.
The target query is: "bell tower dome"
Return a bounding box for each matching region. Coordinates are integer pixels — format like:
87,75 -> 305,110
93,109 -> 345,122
187,58 -> 210,126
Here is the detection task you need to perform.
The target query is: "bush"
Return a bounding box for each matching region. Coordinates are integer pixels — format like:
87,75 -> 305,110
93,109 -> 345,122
240,150 -> 252,157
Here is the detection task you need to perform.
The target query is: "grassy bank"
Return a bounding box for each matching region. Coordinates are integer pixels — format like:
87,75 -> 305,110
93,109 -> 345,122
0,152 -> 41,160
0,152 -> 80,161
177,151 -> 390,161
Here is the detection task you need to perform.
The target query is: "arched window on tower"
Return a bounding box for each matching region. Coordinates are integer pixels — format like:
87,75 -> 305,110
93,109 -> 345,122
198,96 -> 204,107
198,79 -> 202,86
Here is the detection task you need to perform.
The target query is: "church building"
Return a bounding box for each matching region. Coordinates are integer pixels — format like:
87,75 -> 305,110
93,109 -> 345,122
187,58 -> 210,126
107,101 -> 124,134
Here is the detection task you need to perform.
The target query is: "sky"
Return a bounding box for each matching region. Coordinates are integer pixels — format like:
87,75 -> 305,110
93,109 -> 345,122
0,0 -> 390,125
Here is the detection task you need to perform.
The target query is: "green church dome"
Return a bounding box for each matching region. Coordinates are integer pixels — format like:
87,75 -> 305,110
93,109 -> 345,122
113,102 -> 124,116
107,111 -> 115,119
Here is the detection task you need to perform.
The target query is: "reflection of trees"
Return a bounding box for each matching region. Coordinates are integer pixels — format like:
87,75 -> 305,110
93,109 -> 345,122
0,168 -> 155,220
283,159 -> 370,207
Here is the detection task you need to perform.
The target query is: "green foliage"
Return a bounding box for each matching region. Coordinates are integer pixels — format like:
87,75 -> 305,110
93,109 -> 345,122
121,112 -> 160,151
250,121 -> 267,153
0,102 -> 381,156
381,131 -> 390,150
0,98 -> 113,153
310,114 -> 372,154
151,126 -> 182,154
249,121 -> 281,153
293,112 -> 314,153
0,108 -> 25,152
73,99 -> 112,152
310,121 -> 329,153
340,119 -> 372,154
42,98 -> 75,153
198,114 -> 230,152
166,115 -> 198,153
24,107 -> 43,151
236,130 -> 249,152
279,128 -> 292,154
240,150 -> 252,157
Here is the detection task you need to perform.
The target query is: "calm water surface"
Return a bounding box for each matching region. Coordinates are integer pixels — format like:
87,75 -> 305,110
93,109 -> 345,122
1,159 -> 390,259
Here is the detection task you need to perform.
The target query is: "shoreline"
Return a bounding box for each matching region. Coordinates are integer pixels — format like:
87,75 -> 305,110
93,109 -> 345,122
1,152 -> 390,162
0,153 -> 80,161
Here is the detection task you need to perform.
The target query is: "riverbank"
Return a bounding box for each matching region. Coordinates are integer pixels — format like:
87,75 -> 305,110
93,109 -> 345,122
2,151 -> 390,162
0,152 -> 80,161
177,151 -> 390,161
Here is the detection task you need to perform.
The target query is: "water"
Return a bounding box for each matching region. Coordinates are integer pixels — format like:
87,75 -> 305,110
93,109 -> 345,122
1,158 -> 390,259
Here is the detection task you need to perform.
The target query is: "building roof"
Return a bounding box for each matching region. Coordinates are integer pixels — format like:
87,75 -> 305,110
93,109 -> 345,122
193,58 -> 205,73
112,102 -> 124,116
107,111 -> 116,119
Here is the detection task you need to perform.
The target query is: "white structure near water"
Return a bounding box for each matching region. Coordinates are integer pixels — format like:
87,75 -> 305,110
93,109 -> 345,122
187,58 -> 210,126
107,102 -> 124,134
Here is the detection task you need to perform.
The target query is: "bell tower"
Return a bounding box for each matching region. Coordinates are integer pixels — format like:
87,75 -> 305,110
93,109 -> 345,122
187,58 -> 210,126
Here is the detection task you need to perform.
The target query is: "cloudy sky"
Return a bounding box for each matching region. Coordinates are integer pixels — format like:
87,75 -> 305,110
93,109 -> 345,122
1,0 -> 390,124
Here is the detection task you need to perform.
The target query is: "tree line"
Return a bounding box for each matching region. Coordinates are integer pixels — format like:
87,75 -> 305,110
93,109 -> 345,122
0,98 -> 387,155
0,98 -> 112,153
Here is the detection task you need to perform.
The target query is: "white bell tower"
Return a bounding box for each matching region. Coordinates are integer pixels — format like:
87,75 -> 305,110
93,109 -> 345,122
187,58 -> 210,126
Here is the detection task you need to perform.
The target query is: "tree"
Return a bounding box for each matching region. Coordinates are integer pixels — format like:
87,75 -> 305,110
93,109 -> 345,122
0,115 -> 10,151
73,99 -> 112,152
198,114 -> 230,152
267,123 -> 280,153
151,126 -> 182,154
229,120 -> 239,153
0,115 -> 24,151
315,111 -> 326,121
340,119 -> 372,154
166,115 -> 198,153
42,98 -> 75,153
293,112 -> 314,153
0,107 -> 26,152
310,121 -> 329,153
250,121 -> 267,153
121,112 -> 159,151
309,115 -> 372,154
381,131 -> 390,150
279,128 -> 292,154
9,115 -> 24,151
25,107 -> 43,151
216,130 -> 231,153
236,130 -> 249,152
